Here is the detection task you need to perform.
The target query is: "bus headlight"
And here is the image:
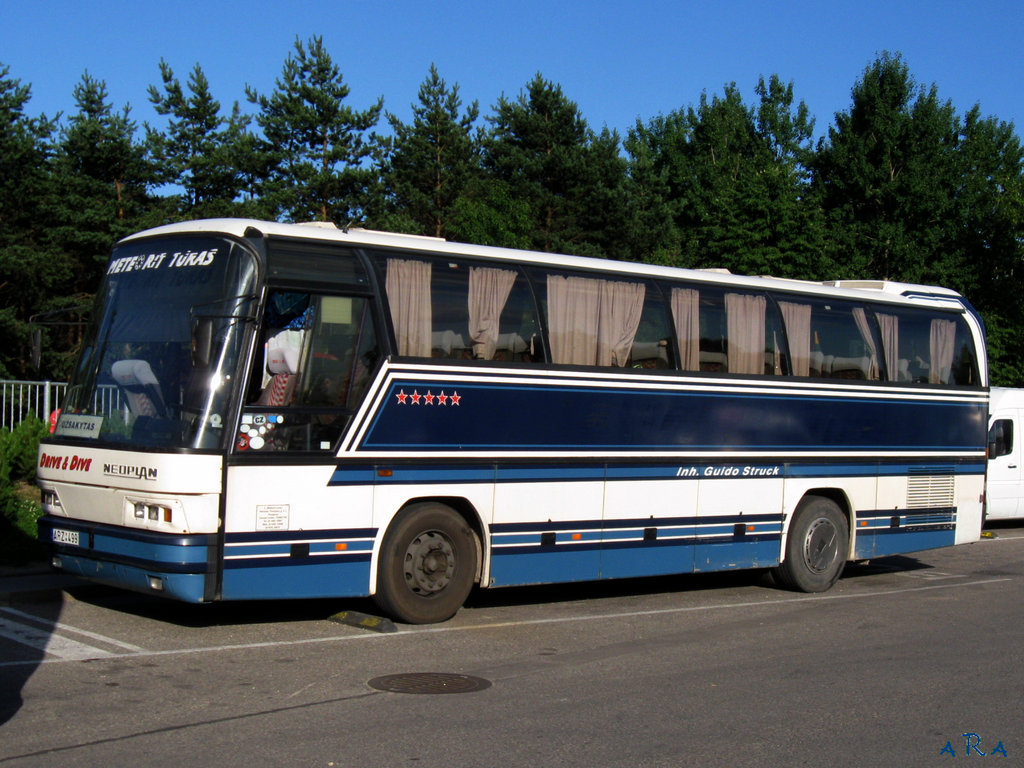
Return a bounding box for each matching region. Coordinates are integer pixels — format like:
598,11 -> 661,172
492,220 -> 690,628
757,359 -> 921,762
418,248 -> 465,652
41,488 -> 63,513
133,501 -> 173,523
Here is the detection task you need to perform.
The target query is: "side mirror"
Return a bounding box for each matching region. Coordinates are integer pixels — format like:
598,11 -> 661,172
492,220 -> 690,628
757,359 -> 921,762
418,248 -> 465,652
191,317 -> 214,368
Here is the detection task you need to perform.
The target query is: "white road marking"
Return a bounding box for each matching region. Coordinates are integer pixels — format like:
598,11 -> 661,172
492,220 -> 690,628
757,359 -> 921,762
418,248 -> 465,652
0,616 -> 113,660
0,606 -> 145,651
0,606 -> 145,661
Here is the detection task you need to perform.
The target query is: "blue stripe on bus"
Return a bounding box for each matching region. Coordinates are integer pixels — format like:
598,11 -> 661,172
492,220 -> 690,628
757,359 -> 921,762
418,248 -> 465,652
329,460 -> 985,487
225,528 -> 376,543
854,527 -> 956,559
220,557 -> 373,600
39,516 -> 212,572
491,513 -> 783,534
223,552 -> 373,568
358,376 -> 986,453
39,515 -> 214,602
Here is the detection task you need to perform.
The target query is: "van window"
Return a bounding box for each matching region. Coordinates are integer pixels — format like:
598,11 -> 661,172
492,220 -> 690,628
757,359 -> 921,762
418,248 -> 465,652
989,418 -> 1013,458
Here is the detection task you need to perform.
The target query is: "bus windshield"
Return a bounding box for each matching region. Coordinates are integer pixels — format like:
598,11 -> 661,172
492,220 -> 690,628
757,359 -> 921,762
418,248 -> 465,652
57,235 -> 259,450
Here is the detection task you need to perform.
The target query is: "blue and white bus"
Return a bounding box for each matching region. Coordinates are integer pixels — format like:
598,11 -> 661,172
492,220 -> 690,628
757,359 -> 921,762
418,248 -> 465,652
38,219 -> 988,623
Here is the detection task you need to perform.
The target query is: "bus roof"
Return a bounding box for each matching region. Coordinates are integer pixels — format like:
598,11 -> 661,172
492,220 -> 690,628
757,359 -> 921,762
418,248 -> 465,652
121,218 -> 970,311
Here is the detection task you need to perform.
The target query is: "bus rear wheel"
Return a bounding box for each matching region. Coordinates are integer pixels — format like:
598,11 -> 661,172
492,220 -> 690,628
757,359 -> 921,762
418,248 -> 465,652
774,496 -> 848,593
374,503 -> 477,624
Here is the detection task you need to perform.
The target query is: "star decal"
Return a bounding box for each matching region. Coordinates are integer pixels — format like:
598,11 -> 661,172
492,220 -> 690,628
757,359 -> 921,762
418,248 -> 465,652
393,386 -> 462,407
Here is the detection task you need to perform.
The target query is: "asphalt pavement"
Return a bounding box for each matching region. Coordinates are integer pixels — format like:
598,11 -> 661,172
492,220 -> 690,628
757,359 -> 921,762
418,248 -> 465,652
0,561 -> 85,605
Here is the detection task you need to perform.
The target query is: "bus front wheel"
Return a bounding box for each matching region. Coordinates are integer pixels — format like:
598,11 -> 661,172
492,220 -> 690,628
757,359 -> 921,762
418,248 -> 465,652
374,503 -> 477,624
774,496 -> 848,593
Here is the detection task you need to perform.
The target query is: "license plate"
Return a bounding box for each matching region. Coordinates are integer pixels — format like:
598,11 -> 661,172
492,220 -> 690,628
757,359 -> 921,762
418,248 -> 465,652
52,528 -> 80,546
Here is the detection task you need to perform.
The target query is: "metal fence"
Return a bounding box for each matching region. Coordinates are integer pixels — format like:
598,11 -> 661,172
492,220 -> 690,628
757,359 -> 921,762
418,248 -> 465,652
1,380 -> 67,430
1,380 -> 125,430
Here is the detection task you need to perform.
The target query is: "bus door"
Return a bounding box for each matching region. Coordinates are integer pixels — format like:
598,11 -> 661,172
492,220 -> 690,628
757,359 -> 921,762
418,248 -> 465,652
221,289 -> 382,600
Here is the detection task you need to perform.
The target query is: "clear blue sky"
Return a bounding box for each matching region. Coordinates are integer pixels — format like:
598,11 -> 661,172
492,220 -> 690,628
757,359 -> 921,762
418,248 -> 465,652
3,0 -> 1023,141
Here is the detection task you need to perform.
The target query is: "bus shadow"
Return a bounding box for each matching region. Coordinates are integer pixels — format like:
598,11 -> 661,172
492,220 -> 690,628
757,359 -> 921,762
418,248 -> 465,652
464,556 -> 935,611
65,584 -> 379,628
0,596 -> 65,728
65,570 -> 778,629
839,555 -> 934,580
463,568 -> 780,612
983,519 -> 1024,532
62,554 -> 938,630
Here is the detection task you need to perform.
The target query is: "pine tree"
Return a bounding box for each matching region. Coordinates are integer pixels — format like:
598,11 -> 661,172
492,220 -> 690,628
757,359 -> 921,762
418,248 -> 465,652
246,36 -> 383,224
379,65 -> 479,238
812,53 -> 961,282
146,60 -> 251,218
952,107 -> 1024,385
749,75 -> 823,278
624,114 -> 686,265
0,64 -> 65,378
482,74 -> 626,257
43,73 -> 156,375
627,77 -> 818,276
53,73 -> 153,268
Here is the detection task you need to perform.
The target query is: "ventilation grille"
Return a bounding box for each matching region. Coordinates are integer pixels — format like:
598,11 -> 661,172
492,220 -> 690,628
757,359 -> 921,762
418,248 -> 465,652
907,468 -> 955,509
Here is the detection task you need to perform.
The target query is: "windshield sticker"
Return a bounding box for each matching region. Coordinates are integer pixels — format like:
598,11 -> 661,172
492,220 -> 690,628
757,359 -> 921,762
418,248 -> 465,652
107,248 -> 218,275
237,413 -> 285,450
53,414 -> 104,439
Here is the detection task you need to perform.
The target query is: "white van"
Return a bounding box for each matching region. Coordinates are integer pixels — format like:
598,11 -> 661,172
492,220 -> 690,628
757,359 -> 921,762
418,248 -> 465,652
987,387 -> 1024,520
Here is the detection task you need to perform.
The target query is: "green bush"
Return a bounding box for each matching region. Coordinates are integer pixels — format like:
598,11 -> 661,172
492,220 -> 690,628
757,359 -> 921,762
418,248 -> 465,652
0,417 -> 48,564
0,416 -> 49,486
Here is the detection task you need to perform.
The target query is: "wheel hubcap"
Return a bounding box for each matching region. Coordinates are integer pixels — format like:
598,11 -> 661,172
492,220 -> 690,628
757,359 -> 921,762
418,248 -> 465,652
803,517 -> 839,574
403,530 -> 456,596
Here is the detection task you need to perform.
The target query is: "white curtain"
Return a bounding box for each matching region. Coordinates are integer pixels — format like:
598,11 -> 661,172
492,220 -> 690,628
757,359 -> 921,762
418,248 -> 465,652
386,259 -> 432,357
725,293 -> 766,374
468,266 -> 517,360
852,308 -> 881,380
547,275 -> 645,366
930,319 -> 956,385
670,287 -> 700,371
598,280 -> 646,366
548,275 -> 601,365
779,301 -> 812,376
876,313 -> 899,380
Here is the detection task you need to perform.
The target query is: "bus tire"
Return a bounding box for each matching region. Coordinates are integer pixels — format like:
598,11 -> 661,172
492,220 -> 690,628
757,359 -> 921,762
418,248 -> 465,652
774,496 -> 848,593
373,502 -> 477,624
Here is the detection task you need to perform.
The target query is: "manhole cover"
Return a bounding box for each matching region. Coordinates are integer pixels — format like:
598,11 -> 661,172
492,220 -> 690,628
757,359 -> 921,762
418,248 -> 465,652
368,673 -> 492,695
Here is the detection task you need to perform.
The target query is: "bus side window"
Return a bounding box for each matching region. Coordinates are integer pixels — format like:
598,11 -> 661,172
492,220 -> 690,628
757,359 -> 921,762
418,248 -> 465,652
535,269 -> 648,367
300,296 -> 379,409
379,255 -> 540,363
240,292 -> 379,452
669,284 -> 781,375
876,309 -> 977,385
250,292 -> 311,406
779,298 -> 881,381
629,283 -> 673,370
